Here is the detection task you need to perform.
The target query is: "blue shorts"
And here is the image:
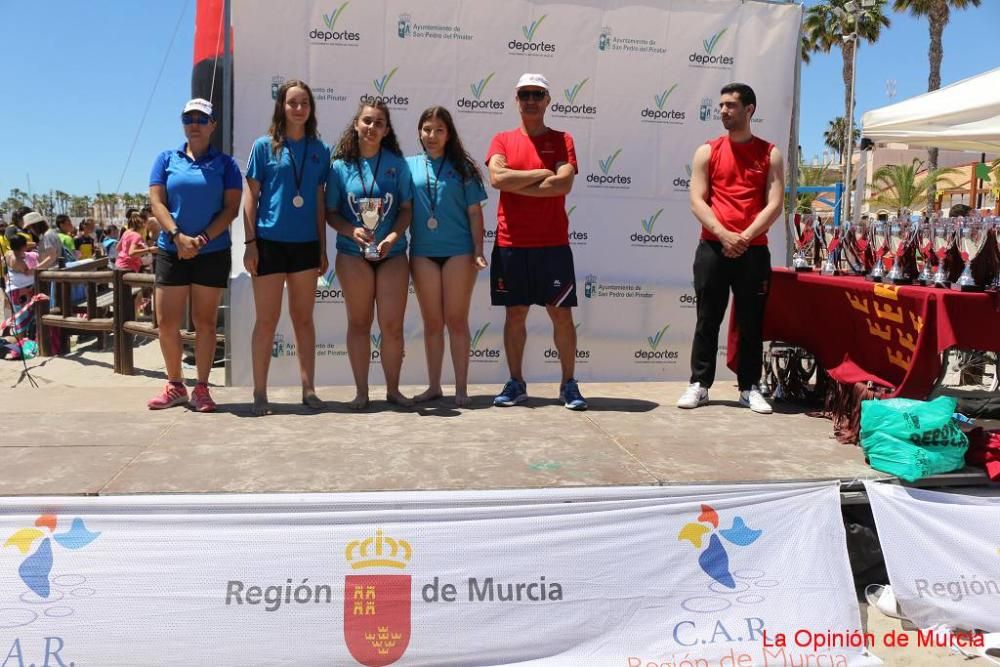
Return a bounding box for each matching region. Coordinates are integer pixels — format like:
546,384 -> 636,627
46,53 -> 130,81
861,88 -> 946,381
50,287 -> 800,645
490,245 -> 577,308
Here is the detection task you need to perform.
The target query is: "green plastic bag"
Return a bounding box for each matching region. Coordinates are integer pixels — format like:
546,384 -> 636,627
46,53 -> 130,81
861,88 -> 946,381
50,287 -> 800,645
859,396 -> 968,482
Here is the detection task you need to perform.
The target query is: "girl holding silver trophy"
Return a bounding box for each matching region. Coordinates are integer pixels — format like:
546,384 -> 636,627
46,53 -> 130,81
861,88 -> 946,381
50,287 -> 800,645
243,79 -> 332,416
326,100 -> 414,409
407,107 -> 489,407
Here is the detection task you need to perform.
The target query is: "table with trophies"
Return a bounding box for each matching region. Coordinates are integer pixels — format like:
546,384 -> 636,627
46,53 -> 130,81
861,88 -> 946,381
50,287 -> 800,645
728,213 -> 1000,400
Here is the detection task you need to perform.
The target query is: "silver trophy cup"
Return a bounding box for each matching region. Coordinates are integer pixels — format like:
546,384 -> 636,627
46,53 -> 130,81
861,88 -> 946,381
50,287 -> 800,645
915,220 -> 935,285
867,220 -> 889,282
819,219 -> 841,275
930,219 -> 956,287
792,213 -> 816,271
841,220 -> 868,275
347,193 -> 394,261
954,218 -> 989,291
885,218 -> 917,284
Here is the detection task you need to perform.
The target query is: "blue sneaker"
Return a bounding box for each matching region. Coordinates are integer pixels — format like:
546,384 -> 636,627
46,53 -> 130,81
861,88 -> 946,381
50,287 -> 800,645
494,378 -> 527,406
559,378 -> 588,411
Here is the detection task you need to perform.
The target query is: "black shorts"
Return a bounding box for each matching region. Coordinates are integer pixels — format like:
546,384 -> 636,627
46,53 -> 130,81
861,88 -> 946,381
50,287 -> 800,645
413,255 -> 457,268
490,245 -> 577,308
256,239 -> 321,276
155,249 -> 231,288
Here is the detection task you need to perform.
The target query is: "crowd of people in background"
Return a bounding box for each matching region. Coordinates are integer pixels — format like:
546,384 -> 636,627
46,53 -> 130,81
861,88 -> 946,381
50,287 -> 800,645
1,204 -> 162,354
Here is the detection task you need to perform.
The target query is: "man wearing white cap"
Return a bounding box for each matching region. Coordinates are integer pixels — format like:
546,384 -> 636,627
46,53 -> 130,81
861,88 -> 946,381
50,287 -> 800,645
485,73 -> 586,410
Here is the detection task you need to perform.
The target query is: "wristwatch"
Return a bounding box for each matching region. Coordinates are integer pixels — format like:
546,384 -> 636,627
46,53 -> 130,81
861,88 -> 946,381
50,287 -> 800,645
169,228 -> 181,241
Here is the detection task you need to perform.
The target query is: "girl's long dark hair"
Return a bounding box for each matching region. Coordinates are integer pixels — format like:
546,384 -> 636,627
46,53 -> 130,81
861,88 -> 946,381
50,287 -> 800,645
417,106 -> 483,187
269,79 -> 319,157
333,100 -> 402,162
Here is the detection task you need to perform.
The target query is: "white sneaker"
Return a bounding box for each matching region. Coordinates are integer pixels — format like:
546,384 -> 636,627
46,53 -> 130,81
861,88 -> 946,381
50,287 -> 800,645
739,386 -> 772,414
677,382 -> 709,409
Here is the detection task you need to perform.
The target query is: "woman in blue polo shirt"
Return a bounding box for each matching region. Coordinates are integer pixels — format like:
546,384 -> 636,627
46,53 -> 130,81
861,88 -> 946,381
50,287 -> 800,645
148,97 -> 242,412
326,100 -> 413,410
243,79 -> 331,416
407,107 -> 488,407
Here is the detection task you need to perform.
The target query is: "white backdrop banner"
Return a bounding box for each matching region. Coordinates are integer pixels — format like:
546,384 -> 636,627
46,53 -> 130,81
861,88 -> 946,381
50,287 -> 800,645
865,481 -> 1000,633
229,0 -> 801,387
0,484 -> 877,666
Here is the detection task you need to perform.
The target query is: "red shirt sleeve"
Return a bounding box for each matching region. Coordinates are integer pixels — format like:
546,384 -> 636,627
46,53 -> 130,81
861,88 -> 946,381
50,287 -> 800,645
562,132 -> 578,174
485,132 -> 506,167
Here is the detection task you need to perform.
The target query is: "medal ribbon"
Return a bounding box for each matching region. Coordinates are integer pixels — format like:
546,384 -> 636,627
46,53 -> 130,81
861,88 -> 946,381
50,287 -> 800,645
424,154 -> 447,220
357,150 -> 383,201
287,137 -> 310,199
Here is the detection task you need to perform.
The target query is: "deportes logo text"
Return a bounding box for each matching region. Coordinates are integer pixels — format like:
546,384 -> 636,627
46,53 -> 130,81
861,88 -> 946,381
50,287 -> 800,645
309,2 -> 361,45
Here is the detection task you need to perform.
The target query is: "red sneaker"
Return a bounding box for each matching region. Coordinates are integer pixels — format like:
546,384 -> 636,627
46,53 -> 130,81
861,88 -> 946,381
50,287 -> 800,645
190,384 -> 217,413
148,382 -> 188,410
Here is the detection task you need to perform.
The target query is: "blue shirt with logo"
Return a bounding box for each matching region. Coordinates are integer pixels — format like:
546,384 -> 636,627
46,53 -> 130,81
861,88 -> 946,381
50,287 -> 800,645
326,149 -> 413,258
246,135 -> 331,243
406,154 -> 487,257
149,144 -> 243,254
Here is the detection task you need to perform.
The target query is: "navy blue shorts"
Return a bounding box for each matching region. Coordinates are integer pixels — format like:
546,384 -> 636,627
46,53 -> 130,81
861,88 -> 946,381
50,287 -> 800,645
490,245 -> 577,308
155,249 -> 231,288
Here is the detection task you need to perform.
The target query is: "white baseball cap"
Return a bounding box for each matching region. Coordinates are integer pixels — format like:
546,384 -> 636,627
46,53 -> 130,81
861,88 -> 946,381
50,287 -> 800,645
182,98 -> 214,118
515,73 -> 549,91
22,212 -> 46,227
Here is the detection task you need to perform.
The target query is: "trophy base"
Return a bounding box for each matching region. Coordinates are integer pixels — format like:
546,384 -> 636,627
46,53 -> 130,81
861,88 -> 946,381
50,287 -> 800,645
820,269 -> 842,276
950,283 -> 984,293
865,274 -> 884,283
889,277 -> 913,286
933,281 -> 951,289
794,266 -> 814,273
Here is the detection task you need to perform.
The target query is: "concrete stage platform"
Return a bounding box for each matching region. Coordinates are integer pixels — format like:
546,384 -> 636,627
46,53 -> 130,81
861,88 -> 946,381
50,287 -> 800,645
1,377 -> 883,496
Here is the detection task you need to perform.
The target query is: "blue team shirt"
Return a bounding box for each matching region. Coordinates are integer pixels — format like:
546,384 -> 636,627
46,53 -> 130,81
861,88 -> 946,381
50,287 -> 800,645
149,144 -> 243,254
406,154 -> 488,257
326,149 -> 413,258
245,135 -> 331,243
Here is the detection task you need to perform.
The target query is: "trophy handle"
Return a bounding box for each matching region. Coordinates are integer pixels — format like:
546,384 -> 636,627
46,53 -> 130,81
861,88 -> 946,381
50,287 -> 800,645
382,193 -> 394,219
347,193 -> 361,221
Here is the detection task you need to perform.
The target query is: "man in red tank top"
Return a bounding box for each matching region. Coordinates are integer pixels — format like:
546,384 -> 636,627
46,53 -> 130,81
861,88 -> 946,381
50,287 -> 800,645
676,83 -> 785,414
485,73 -> 586,411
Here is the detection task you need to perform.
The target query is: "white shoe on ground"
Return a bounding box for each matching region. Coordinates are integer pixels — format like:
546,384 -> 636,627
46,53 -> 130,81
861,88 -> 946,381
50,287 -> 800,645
739,386 -> 772,414
677,382 -> 709,409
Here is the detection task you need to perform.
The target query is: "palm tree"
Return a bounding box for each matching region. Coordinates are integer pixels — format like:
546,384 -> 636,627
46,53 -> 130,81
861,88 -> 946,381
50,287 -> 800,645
892,0 -> 982,210
803,1 -> 891,183
869,158 -> 959,211
791,159 -> 840,214
69,195 -> 93,218
9,188 -> 30,208
54,190 -> 71,214
823,117 -> 861,162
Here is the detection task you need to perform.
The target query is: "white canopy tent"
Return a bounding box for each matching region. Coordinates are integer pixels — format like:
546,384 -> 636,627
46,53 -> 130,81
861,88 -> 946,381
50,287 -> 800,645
861,66 -> 1000,152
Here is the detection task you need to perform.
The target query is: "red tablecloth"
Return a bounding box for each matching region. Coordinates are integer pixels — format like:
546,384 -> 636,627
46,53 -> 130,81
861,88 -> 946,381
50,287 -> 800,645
727,268 -> 1000,399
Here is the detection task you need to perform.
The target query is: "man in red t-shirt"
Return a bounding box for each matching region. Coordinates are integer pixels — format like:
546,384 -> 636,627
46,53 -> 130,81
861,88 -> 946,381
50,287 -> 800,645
485,73 -> 586,410
677,83 -> 784,414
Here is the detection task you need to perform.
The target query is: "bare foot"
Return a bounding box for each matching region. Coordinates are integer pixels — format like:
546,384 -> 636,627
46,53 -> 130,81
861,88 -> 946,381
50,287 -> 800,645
414,387 -> 443,403
302,392 -> 325,409
347,392 -> 369,411
251,395 -> 272,417
454,393 -> 472,408
386,391 -> 415,407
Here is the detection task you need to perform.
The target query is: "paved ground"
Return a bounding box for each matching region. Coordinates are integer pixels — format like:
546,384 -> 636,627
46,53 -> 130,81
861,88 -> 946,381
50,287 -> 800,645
0,336 -> 877,495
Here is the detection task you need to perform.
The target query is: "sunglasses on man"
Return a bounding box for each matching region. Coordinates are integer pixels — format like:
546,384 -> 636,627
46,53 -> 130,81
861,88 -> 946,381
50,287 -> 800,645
181,113 -> 213,125
517,89 -> 546,101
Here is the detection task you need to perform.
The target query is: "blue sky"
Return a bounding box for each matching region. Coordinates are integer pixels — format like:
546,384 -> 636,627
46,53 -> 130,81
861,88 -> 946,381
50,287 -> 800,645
1,0 -> 997,199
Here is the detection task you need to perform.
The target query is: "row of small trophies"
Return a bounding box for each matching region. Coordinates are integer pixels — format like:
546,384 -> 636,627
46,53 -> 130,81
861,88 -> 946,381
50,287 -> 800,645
792,211 -> 1000,292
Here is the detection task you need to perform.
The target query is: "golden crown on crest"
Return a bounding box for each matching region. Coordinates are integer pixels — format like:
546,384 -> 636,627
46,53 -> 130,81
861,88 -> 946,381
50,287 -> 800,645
345,529 -> 413,570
